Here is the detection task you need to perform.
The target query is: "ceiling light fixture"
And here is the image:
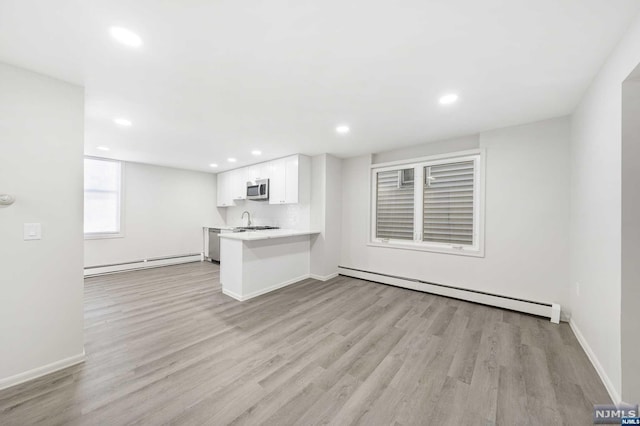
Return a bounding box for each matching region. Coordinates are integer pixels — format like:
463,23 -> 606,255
439,94 -> 459,105
209,163 -> 218,168
113,118 -> 132,127
251,150 -> 262,156
227,158 -> 237,163
109,26 -> 143,48
336,125 -> 350,134
97,146 -> 110,151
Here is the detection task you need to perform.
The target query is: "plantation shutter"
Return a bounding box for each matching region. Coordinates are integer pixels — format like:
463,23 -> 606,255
376,168 -> 414,240
423,161 -> 475,245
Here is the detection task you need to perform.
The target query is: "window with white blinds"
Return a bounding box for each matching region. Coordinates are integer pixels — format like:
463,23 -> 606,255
371,152 -> 483,256
375,168 -> 414,240
423,161 -> 475,245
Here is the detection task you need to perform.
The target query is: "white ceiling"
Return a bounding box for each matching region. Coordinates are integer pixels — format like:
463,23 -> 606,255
1,0 -> 639,172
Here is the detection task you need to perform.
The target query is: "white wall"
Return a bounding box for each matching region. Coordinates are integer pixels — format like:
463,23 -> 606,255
324,155 -> 343,276
341,117 -> 571,311
569,12 -> 640,403
373,135 -> 479,164
0,63 -> 85,386
84,162 -> 223,267
310,155 -> 326,277
310,154 -> 343,279
621,72 -> 640,403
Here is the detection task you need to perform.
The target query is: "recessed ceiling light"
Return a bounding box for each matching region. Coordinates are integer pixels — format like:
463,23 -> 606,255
97,146 -> 110,151
209,163 -> 218,168
113,118 -> 132,127
439,94 -> 459,105
109,26 -> 143,48
251,150 -> 262,156
227,158 -> 237,163
336,125 -> 350,134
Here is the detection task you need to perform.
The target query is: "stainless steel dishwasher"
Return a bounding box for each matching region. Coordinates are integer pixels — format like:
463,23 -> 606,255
208,228 -> 222,263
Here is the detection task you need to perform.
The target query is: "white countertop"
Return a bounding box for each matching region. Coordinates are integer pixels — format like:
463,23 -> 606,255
218,229 -> 320,241
203,225 -> 236,230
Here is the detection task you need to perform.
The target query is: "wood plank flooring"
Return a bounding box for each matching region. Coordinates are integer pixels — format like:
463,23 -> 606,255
0,262 -> 611,425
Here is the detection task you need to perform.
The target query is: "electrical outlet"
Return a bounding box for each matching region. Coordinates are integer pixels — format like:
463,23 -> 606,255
576,281 -> 581,296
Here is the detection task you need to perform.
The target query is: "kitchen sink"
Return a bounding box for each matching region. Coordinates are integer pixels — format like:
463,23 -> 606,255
234,226 -> 280,231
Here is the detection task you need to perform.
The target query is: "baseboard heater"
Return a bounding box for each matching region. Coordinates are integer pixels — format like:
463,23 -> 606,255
84,253 -> 202,277
337,266 -> 561,323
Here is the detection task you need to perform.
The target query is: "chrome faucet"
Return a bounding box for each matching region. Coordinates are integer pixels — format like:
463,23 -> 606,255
241,211 -> 252,227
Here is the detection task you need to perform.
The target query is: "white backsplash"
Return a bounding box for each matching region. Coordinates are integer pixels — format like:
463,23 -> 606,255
225,200 -> 311,230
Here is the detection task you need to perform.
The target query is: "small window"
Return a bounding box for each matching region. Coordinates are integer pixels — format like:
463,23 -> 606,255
371,151 -> 484,256
400,168 -> 414,186
84,158 -> 123,238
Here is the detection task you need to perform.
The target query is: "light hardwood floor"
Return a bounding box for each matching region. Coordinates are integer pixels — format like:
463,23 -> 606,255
0,262 -> 610,425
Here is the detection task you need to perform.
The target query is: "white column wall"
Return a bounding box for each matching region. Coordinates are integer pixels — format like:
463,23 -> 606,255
0,63 -> 85,387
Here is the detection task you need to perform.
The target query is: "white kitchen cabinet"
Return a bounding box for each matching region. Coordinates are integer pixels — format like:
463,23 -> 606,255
231,168 -> 248,201
216,154 -> 308,207
269,155 -> 300,205
247,164 -> 266,182
246,165 -> 259,182
268,158 -> 286,204
216,171 -> 234,207
284,155 -> 299,203
217,168 -> 249,207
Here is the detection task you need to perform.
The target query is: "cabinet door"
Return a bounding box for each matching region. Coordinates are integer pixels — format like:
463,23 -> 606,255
232,168 -> 248,200
268,158 -> 286,204
259,162 -> 273,180
217,172 -> 233,207
247,165 -> 261,182
284,155 -> 299,204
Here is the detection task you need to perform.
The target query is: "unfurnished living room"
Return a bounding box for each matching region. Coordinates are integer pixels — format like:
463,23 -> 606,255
1,1 -> 640,425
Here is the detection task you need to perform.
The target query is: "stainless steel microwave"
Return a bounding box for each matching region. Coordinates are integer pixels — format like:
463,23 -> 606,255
246,179 -> 269,200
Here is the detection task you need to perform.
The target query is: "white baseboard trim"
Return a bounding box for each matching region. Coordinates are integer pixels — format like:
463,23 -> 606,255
569,318 -> 620,404
309,272 -> 339,282
221,288 -> 244,301
222,274 -> 311,301
338,266 -> 561,322
0,351 -> 85,391
84,254 -> 202,277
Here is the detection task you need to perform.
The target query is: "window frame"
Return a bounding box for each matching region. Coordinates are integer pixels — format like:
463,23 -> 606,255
84,156 -> 125,240
369,149 -> 485,257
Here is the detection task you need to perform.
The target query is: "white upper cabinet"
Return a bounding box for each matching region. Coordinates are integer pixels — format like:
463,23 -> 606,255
268,158 -> 286,204
284,156 -> 299,203
216,154 -> 308,207
216,171 -> 234,207
231,168 -> 248,201
269,155 -> 299,205
247,162 -> 271,182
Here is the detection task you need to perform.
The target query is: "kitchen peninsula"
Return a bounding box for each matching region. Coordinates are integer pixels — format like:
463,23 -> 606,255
219,229 -> 320,301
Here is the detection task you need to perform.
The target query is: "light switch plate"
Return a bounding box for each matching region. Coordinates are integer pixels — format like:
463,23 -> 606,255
24,223 -> 42,240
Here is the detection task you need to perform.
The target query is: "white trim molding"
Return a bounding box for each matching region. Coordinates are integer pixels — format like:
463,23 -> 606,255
569,318 -> 621,404
338,266 -> 561,323
84,254 -> 202,277
222,274 -> 311,301
309,272 -> 339,282
0,351 -> 85,391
